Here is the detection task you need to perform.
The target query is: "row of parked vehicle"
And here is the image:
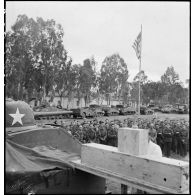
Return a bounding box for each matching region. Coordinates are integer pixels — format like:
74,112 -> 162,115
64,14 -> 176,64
70,104 -> 140,119
33,102 -> 189,120
148,104 -> 189,114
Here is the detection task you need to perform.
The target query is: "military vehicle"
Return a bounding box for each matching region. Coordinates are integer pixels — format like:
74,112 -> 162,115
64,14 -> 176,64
101,105 -> 119,116
6,98 -> 105,194
140,106 -> 154,115
161,105 -> 172,113
89,104 -> 105,117
115,105 -> 136,115
115,104 -> 125,115
175,104 -> 189,114
123,106 -> 136,115
33,102 -> 72,120
147,104 -> 161,112
70,107 -> 96,118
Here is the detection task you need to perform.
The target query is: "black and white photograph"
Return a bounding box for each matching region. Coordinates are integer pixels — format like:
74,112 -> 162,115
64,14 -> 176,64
5,1 -> 190,194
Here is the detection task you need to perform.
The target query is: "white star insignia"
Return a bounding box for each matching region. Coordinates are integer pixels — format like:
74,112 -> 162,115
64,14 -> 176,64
9,107 -> 25,126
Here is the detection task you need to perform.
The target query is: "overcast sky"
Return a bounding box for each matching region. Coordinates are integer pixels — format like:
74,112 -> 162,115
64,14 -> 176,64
6,1 -> 190,84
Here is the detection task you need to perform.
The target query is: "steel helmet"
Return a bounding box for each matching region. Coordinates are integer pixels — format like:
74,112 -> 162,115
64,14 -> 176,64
6,98 -> 35,129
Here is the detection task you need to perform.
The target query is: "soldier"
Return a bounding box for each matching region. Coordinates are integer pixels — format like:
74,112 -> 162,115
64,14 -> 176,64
72,125 -> 81,141
156,124 -> 164,151
107,123 -> 117,147
82,123 -> 89,143
173,122 -> 181,155
98,122 -> 107,145
179,125 -> 188,157
123,119 -> 128,127
87,124 -> 97,143
163,124 -> 173,157
148,123 -> 157,143
94,123 -> 100,143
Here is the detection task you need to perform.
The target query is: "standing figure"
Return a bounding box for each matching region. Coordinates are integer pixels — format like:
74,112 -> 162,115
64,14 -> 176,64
163,124 -> 173,157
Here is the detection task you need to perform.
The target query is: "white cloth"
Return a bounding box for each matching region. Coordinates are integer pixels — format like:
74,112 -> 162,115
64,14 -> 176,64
147,140 -> 162,158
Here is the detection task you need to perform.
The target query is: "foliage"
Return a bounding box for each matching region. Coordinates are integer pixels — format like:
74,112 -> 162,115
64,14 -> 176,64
5,15 -> 68,102
79,58 -> 96,106
99,53 -> 128,105
161,66 -> 179,85
133,70 -> 148,84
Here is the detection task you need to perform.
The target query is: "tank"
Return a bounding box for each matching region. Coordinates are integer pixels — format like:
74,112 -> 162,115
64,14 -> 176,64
33,103 -> 73,121
6,99 -> 105,194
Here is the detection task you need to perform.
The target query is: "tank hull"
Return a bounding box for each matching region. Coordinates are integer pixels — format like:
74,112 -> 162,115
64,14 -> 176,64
6,125 -> 105,194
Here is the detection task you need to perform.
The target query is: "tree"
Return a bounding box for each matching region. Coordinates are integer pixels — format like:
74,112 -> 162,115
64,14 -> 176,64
133,70 -> 148,84
141,81 -> 167,105
130,71 -> 148,106
161,66 -> 179,85
79,58 -> 96,106
5,15 -> 36,100
5,14 -> 67,103
32,17 -> 65,100
99,53 -> 128,105
54,51 -> 75,103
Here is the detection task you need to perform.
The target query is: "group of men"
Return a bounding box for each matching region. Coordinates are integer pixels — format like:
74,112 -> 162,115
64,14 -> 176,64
59,117 -> 189,158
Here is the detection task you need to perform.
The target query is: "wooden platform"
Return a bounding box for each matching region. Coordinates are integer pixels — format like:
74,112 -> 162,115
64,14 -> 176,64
70,159 -> 189,194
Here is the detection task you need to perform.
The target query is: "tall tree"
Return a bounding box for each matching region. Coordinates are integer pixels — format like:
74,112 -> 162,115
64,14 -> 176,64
5,14 -> 67,103
32,17 -> 65,100
79,58 -> 96,106
5,15 -> 36,100
99,53 -> 128,105
161,66 -> 179,85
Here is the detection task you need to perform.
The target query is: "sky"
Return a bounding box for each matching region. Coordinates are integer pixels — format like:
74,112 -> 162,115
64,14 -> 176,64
5,1 -> 190,84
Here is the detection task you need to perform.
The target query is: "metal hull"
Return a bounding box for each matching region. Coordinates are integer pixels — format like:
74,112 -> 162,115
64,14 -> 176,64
6,125 -> 105,194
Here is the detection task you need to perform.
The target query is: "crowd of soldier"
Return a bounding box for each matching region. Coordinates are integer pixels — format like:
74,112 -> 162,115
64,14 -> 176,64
60,117 -> 189,158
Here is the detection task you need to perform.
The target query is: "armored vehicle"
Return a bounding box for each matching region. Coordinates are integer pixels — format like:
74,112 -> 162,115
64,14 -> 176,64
101,105 -> 119,116
140,106 -> 154,115
161,105 -> 172,113
89,104 -> 105,117
6,99 -> 105,194
123,106 -> 136,115
115,104 -> 125,115
70,107 -> 96,118
33,103 -> 72,120
175,104 -> 189,114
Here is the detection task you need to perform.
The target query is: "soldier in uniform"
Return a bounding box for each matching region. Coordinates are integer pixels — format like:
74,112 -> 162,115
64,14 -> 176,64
107,123 -> 117,147
123,119 -> 128,127
173,122 -> 181,155
98,122 -> 107,145
87,124 -> 96,143
179,125 -> 188,157
163,124 -> 173,157
82,123 -> 89,143
156,124 -> 164,151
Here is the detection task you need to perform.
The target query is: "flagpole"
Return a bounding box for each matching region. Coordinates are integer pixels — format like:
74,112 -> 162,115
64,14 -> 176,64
138,25 -> 142,115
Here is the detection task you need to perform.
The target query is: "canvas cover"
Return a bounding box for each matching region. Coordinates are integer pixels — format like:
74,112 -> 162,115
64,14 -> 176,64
6,126 -> 81,194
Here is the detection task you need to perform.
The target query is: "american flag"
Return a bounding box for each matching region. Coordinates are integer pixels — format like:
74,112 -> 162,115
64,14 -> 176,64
132,32 -> 142,59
